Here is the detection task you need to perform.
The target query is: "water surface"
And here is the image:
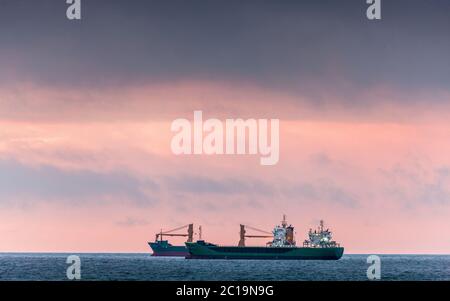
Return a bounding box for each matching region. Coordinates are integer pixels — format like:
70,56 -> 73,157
0,253 -> 449,281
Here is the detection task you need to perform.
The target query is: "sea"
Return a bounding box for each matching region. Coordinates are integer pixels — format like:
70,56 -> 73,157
0,253 -> 449,281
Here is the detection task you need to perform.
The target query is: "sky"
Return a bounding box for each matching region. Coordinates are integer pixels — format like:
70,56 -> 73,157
0,0 -> 450,253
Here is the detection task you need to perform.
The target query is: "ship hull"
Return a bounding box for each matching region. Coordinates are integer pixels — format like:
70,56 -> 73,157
149,241 -> 189,257
186,242 -> 344,260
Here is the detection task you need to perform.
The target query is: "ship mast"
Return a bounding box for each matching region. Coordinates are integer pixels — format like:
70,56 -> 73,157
281,214 -> 287,228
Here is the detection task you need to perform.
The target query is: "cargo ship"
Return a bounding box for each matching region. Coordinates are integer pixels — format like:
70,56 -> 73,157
149,224 -> 198,257
186,216 -> 344,260
149,240 -> 189,257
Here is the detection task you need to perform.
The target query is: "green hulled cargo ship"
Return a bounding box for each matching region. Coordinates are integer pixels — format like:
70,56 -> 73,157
186,241 -> 343,260
186,217 -> 344,260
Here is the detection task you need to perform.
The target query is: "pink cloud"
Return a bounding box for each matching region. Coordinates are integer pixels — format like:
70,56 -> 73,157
1,81 -> 450,253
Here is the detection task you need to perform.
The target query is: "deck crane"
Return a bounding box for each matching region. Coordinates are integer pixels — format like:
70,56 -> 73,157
238,224 -> 273,247
155,224 -> 194,243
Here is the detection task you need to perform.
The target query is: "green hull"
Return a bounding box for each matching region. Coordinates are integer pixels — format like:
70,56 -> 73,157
186,241 -> 344,260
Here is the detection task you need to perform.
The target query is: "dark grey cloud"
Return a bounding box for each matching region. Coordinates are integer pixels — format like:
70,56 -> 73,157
0,159 -> 156,205
1,0 -> 449,101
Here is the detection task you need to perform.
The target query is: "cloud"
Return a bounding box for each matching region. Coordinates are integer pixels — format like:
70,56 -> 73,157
2,81 -> 449,124
164,174 -> 274,196
115,217 -> 149,227
1,0 -> 449,99
0,159 -> 157,206
380,164 -> 450,207
163,173 -> 359,209
283,179 -> 359,208
309,152 -> 333,167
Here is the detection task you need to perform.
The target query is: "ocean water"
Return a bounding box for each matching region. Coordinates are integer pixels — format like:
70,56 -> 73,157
0,253 -> 449,281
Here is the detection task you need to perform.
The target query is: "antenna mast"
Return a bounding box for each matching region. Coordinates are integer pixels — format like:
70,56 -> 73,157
282,214 -> 287,227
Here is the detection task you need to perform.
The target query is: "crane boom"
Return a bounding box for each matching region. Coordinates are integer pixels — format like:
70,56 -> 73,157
238,224 -> 273,246
161,224 -> 190,234
243,225 -> 272,235
159,234 -> 188,237
245,235 -> 272,238
155,224 -> 194,242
